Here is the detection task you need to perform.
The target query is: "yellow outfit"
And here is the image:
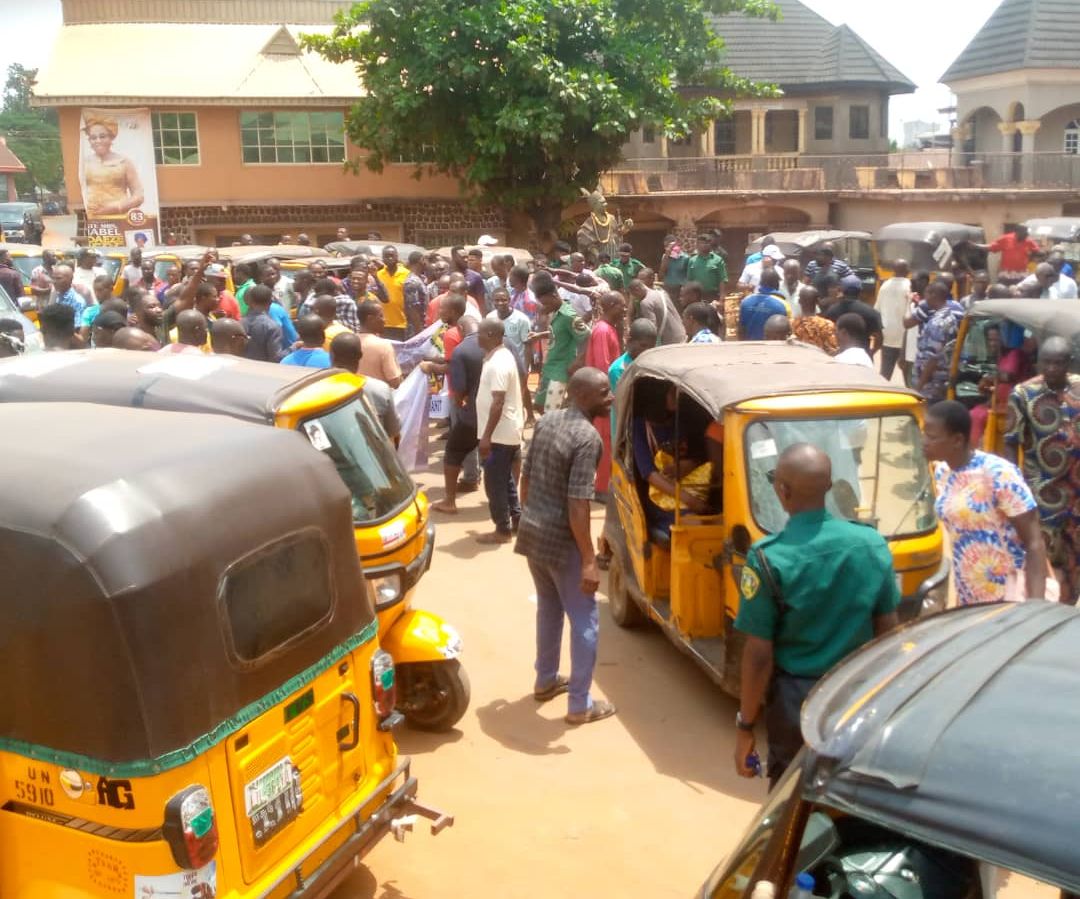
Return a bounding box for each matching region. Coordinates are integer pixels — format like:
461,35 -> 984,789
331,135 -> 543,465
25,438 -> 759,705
376,266 -> 409,330
83,155 -> 132,217
322,320 -> 350,350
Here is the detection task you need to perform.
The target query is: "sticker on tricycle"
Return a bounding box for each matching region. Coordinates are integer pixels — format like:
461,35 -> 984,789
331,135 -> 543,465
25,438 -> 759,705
245,757 -> 303,846
135,860 -> 216,897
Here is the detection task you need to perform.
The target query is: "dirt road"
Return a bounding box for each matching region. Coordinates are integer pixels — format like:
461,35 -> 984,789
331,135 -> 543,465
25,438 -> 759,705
329,469 -> 765,898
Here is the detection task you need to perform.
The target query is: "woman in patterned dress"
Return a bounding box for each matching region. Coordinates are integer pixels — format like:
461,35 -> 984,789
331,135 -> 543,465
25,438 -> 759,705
922,400 -> 1050,605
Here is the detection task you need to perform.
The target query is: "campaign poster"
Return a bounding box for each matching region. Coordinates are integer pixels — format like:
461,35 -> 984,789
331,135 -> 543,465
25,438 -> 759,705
78,107 -> 160,249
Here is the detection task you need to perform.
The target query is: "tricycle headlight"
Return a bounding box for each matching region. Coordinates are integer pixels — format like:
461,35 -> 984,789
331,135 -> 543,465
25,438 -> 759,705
370,573 -> 402,608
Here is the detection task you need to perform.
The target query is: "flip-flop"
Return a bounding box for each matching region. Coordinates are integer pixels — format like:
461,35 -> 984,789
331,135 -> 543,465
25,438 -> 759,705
565,700 -> 616,726
533,675 -> 569,702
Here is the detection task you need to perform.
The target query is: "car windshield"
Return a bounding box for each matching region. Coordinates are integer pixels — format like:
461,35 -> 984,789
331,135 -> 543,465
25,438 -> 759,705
0,282 -> 18,314
746,414 -> 936,538
299,397 -> 415,523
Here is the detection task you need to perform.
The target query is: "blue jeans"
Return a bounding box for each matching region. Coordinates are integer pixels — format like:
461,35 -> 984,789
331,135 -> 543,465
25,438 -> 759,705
482,443 -> 521,534
528,548 -> 598,714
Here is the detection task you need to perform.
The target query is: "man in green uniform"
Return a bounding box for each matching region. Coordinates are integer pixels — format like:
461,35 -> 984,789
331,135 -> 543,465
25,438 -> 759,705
613,242 -> 645,285
685,233 -> 728,302
534,273 -> 589,413
594,252 -> 627,291
733,443 -> 899,788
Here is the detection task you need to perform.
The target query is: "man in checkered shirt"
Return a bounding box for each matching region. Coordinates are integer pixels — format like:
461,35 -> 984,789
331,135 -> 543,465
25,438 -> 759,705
515,367 -> 617,726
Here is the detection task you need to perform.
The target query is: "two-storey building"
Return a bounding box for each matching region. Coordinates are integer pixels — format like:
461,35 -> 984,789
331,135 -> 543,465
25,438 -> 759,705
33,0 -> 506,246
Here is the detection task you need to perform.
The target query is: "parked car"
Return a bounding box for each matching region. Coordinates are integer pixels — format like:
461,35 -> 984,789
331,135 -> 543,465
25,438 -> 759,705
0,202 -> 43,243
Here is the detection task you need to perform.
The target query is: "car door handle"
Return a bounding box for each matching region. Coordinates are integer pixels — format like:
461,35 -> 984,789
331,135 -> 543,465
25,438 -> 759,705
338,692 -> 360,751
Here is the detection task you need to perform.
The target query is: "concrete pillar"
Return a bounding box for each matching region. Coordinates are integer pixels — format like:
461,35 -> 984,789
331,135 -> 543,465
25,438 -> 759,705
797,108 -> 807,154
698,126 -> 709,156
705,120 -> 716,157
750,109 -> 766,155
997,120 -> 1017,153
1018,119 -> 1041,183
659,134 -> 668,159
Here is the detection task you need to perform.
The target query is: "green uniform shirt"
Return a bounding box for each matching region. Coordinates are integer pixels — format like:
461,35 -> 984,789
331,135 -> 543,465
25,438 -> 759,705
542,303 -> 589,383
613,257 -> 644,284
235,278 -> 255,315
595,263 -> 626,290
734,509 -> 899,677
686,252 -> 728,296
662,253 -> 691,287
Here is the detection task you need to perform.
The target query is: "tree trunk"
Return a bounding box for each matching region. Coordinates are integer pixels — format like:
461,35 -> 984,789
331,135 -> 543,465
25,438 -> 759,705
527,199 -> 566,253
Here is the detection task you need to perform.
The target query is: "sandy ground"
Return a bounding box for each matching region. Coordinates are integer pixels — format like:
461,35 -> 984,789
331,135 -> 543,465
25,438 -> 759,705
328,467 -> 765,898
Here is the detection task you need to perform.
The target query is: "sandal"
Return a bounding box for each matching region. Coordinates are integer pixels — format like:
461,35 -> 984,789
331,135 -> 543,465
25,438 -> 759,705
565,700 -> 616,726
533,675 -> 569,702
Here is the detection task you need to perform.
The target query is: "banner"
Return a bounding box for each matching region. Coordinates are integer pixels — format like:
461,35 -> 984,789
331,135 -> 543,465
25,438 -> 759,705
78,107 -> 160,249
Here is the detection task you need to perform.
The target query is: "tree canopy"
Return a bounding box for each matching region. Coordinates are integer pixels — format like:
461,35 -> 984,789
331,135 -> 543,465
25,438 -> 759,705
0,64 -> 63,198
304,0 -> 777,234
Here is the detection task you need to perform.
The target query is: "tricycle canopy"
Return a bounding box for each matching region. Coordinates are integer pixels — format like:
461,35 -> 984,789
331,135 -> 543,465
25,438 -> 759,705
0,402 -> 375,769
966,297 -> 1080,341
800,601 -> 1080,893
615,342 -> 914,426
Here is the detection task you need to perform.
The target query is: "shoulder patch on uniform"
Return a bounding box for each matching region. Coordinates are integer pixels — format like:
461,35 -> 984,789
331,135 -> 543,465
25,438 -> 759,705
740,565 -> 761,600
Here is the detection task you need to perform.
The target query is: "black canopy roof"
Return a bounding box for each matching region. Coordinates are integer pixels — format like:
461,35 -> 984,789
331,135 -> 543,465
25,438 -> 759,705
0,350 -> 328,424
968,298 -> 1080,341
0,403 -> 375,772
802,602 -> 1080,892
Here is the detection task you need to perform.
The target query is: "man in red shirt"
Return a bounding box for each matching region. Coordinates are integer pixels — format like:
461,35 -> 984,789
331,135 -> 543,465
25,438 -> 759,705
978,225 -> 1040,284
584,292 -> 626,497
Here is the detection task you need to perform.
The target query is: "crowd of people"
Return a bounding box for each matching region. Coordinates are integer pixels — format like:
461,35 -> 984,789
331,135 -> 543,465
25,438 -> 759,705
1,222 -> 1076,736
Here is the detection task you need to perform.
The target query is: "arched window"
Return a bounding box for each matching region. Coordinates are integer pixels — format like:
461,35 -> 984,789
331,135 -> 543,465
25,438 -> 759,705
1065,120 -> 1080,155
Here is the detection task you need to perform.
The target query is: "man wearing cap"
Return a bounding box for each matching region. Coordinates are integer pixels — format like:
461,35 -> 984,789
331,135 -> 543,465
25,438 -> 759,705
72,248 -> 106,300
822,275 -> 882,355
738,244 -> 785,293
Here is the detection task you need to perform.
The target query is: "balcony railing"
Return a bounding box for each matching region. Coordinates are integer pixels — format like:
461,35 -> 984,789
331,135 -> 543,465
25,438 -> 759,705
600,152 -> 1080,195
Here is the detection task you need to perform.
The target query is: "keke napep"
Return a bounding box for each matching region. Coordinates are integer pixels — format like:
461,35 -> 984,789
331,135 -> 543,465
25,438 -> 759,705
0,403 -> 449,899
604,343 -> 947,696
0,350 -> 468,732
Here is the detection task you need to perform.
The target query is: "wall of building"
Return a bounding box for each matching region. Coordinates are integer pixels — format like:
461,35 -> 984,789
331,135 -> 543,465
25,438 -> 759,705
831,195 -> 1069,239
62,0 -> 351,24
804,90 -> 890,155
57,105 -> 464,211
968,106 -> 1003,153
1034,102 -> 1080,153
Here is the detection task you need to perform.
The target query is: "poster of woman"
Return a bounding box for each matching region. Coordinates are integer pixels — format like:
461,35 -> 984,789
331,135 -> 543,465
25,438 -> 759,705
78,107 -> 160,248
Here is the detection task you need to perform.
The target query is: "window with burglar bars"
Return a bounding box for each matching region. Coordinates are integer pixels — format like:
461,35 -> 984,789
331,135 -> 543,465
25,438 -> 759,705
152,112 -> 200,165
239,111 -> 346,164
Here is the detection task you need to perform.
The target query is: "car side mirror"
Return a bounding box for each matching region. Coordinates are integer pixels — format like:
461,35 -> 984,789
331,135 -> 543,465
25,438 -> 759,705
794,811 -> 841,874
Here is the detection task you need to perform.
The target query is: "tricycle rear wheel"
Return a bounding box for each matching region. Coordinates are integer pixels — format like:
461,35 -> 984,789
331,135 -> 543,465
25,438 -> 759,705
607,551 -> 644,628
399,659 -> 471,732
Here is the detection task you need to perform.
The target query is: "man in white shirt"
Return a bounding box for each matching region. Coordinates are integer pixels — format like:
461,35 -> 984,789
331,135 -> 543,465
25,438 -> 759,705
834,312 -> 874,368
738,245 -> 784,292
475,318 -> 525,544
1018,261 -> 1078,299
875,259 -> 911,382
778,258 -> 803,313
121,247 -> 143,291
72,248 -> 107,300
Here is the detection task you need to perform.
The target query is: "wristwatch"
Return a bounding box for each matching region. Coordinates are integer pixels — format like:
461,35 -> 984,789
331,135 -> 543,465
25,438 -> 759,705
735,710 -> 756,732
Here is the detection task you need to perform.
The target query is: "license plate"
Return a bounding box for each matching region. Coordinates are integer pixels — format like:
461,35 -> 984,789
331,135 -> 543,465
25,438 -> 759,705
245,757 -> 303,847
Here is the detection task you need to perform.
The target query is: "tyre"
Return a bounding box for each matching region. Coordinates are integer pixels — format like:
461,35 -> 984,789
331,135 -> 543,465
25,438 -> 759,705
607,550 -> 644,628
400,659 -> 471,732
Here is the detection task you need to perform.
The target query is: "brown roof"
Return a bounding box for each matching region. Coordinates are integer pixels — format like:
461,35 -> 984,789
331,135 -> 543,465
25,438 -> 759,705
0,137 -> 27,173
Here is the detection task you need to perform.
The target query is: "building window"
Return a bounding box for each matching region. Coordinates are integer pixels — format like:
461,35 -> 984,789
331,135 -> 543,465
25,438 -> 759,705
814,106 -> 833,141
239,111 -> 346,164
642,126 -> 656,144
152,112 -> 199,165
850,105 -> 870,140
714,119 -> 736,155
1065,120 -> 1080,155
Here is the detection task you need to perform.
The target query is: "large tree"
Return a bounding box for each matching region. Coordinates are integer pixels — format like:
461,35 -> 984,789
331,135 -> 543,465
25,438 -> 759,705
0,63 -> 63,198
304,0 -> 776,236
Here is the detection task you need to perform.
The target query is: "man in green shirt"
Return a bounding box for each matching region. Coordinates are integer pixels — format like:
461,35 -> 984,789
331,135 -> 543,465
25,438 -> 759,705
534,273 -> 589,412
594,252 -> 626,291
685,233 -> 728,302
613,242 -> 644,285
233,262 -> 256,315
732,443 -> 899,787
